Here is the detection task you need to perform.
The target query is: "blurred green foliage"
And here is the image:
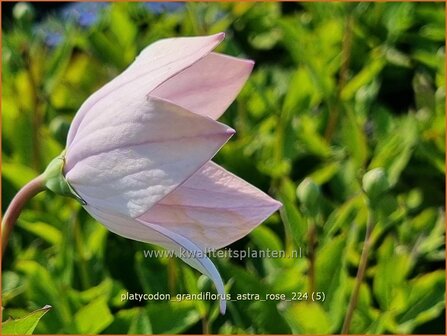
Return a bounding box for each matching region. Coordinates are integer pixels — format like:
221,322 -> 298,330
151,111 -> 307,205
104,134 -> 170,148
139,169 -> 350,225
2,2 -> 445,334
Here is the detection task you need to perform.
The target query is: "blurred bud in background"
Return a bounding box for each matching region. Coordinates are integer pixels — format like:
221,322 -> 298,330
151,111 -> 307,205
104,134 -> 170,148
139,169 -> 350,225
296,177 -> 321,217
362,168 -> 390,207
13,2 -> 35,22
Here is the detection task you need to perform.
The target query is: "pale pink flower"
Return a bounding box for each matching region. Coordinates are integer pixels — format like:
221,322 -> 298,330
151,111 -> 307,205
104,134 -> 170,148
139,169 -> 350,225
62,33 -> 281,313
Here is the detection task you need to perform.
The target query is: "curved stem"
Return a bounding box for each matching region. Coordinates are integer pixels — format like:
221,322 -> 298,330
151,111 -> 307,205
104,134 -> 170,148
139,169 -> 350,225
2,175 -> 46,256
341,212 -> 374,334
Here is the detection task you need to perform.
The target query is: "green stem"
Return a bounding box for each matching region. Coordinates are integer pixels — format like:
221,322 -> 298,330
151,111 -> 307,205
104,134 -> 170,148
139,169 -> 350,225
2,175 -> 46,256
324,13 -> 353,142
308,220 -> 317,294
341,211 -> 374,334
202,315 -> 210,334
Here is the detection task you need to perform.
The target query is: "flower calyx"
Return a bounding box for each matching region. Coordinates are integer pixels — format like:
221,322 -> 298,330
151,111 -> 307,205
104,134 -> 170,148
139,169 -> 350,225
43,150 -> 86,205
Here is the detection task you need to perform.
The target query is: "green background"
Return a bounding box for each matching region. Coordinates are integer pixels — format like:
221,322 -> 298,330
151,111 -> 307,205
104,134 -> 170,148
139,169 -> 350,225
2,2 -> 445,334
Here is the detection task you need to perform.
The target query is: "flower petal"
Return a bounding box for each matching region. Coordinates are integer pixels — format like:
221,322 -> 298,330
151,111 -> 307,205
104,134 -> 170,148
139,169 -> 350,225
138,162 -> 282,249
151,52 -> 254,120
65,96 -> 234,218
67,33 -> 225,146
84,205 -> 226,314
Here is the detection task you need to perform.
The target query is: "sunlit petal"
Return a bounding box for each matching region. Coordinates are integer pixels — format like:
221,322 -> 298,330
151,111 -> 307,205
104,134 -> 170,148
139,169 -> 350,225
67,33 -> 225,146
152,52 -> 254,120
66,96 -> 234,217
138,162 -> 282,249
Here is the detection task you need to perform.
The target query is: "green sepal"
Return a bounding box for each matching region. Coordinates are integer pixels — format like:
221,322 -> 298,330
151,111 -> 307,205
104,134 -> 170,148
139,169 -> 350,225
42,150 -> 86,205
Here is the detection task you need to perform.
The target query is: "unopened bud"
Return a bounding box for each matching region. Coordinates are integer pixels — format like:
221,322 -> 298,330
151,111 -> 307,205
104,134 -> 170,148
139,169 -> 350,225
13,3 -> 35,22
362,168 -> 389,204
296,178 -> 321,216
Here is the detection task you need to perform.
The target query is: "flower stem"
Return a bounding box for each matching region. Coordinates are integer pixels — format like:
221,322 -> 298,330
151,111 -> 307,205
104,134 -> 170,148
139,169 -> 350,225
324,13 -> 353,142
308,220 -> 317,294
202,315 -> 210,334
341,212 -> 374,334
2,175 -> 46,256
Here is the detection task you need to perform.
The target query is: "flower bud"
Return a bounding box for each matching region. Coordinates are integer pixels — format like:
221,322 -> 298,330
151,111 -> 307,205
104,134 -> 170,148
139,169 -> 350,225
13,2 -> 35,22
362,168 -> 389,204
296,178 -> 321,216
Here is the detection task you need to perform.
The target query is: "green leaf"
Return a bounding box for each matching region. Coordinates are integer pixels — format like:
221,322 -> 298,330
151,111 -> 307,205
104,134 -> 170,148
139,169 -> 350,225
88,31 -> 127,68
309,162 -> 340,185
373,237 -> 413,311
278,178 -> 308,247
341,54 -> 385,101
128,309 -> 152,334
2,305 -> 52,335
250,226 -> 283,252
324,194 -> 364,236
73,298 -> 113,334
146,301 -> 201,334
283,67 -> 321,115
370,116 -> 418,185
280,302 -> 331,334
104,308 -> 145,334
110,3 -> 137,48
315,236 -> 346,295
18,220 -> 62,246
315,234 -> 347,327
394,270 -> 445,333
85,223 -> 108,258
383,2 -> 414,37
341,107 -> 369,168
297,115 -> 332,158
182,267 -> 208,317
417,211 -> 446,258
221,263 -> 291,333
2,162 -> 38,190
70,278 -> 114,304
44,38 -> 73,94
2,272 -> 25,305
15,260 -> 71,330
